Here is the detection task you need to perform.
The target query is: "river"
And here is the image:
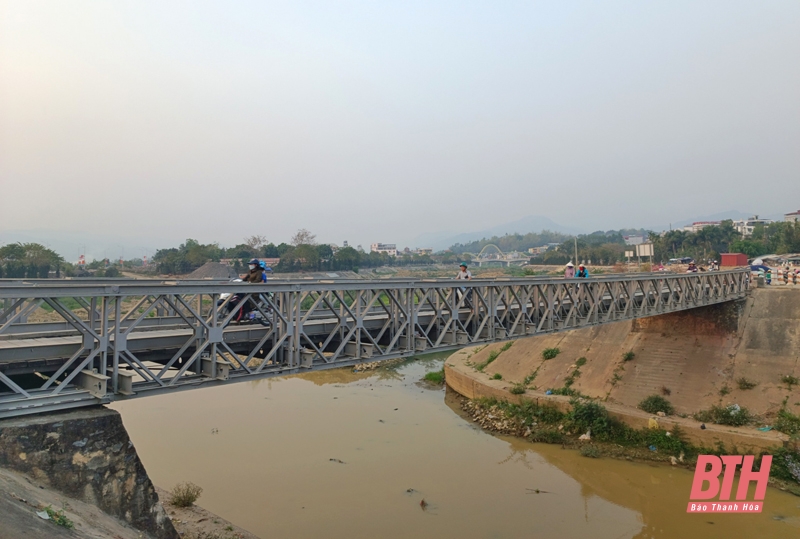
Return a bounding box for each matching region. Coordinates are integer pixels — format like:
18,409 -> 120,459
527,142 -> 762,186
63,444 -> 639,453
112,355 -> 800,539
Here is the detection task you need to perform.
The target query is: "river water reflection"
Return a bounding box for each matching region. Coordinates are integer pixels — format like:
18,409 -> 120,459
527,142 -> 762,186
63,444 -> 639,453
112,356 -> 799,539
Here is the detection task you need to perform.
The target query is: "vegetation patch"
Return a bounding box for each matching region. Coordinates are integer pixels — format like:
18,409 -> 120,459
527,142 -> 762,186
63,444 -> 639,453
424,369 -> 445,384
774,408 -> 800,437
575,357 -> 587,367
638,395 -> 675,416
170,482 -> 203,508
580,444 -> 601,458
693,404 -> 753,427
500,341 -> 514,352
782,375 -> 799,390
542,348 -> 560,360
736,377 -> 757,390
719,385 -> 731,397
475,350 -> 500,372
622,351 -> 635,362
491,373 -> 502,380
43,506 -> 73,529
509,383 -> 526,395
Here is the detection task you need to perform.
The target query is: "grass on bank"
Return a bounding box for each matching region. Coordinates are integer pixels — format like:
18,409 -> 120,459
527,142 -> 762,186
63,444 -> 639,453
471,396 -> 800,491
424,369 -> 445,384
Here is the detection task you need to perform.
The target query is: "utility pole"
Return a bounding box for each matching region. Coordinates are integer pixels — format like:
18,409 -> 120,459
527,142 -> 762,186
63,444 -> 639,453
574,238 -> 578,265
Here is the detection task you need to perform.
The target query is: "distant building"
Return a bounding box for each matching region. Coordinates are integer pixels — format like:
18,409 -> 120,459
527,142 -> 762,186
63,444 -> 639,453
623,235 -> 645,246
415,248 -> 433,256
683,221 -> 720,233
527,246 -> 550,255
733,216 -> 772,237
784,211 -> 800,223
343,240 -> 349,248
370,243 -> 397,256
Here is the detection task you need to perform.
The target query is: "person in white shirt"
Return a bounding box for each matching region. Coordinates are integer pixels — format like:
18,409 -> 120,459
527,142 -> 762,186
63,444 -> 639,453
456,263 -> 472,280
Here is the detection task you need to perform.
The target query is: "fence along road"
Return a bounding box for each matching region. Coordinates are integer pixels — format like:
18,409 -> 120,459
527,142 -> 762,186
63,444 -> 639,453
0,269 -> 749,418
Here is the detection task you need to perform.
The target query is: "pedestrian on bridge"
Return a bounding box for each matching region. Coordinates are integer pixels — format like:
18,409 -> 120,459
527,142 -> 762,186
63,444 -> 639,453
456,263 -> 472,280
564,262 -> 575,278
576,263 -> 589,278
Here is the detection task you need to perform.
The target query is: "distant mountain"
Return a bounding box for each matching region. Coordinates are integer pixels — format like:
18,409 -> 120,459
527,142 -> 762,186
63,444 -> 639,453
413,214 -> 582,251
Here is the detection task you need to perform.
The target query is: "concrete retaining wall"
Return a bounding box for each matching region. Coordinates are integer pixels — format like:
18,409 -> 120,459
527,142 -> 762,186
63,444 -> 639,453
0,406 -> 178,539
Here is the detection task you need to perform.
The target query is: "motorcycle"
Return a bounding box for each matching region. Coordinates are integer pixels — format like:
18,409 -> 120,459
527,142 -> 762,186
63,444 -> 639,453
218,279 -> 272,326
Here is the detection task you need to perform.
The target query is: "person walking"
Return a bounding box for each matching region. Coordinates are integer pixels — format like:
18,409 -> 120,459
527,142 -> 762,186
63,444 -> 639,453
564,262 -> 575,278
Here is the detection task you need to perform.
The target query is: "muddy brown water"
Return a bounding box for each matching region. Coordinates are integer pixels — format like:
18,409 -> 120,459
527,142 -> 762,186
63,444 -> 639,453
112,356 -> 800,539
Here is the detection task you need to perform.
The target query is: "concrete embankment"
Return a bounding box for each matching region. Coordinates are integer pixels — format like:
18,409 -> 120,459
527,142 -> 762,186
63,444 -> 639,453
0,407 -> 178,539
445,287 -> 799,452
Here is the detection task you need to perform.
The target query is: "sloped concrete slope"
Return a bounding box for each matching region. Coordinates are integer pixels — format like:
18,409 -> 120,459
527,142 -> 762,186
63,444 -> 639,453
465,288 -> 799,418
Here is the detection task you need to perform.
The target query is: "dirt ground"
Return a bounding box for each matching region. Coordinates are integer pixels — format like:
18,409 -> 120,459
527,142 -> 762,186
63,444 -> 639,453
156,487 -> 260,539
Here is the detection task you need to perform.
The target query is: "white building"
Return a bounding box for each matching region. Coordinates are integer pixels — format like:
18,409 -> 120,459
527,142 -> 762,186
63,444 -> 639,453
683,221 -> 719,233
370,243 -> 397,256
784,211 -> 800,223
733,216 -> 772,237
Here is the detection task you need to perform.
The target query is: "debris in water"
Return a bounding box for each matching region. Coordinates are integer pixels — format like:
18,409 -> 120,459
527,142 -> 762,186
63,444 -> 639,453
329,458 -> 345,464
526,488 -> 551,494
378,419 -> 384,423
406,488 -> 415,493
394,408 -> 398,411
211,428 -> 219,434
420,499 -> 428,511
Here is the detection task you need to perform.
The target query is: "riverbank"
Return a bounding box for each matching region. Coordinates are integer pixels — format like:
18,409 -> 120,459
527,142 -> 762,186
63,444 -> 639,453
444,342 -> 800,495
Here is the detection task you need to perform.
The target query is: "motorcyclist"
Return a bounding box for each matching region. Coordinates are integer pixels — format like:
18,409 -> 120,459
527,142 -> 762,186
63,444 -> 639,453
242,258 -> 267,283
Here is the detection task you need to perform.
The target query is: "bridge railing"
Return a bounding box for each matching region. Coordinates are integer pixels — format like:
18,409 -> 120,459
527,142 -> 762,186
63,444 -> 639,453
0,269 -> 749,418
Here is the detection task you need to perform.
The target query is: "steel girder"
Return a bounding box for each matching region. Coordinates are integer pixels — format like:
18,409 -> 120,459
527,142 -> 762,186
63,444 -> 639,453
0,270 -> 749,418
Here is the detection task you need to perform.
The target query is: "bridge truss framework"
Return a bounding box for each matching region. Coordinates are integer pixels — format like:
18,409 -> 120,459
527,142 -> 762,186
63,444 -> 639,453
0,269 -> 749,418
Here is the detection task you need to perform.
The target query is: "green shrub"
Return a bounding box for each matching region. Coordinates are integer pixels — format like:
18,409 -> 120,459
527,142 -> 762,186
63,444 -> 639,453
492,373 -> 502,380
542,348 -> 560,360
736,377 -> 757,390
44,506 -> 73,529
769,447 -> 800,484
580,444 -> 601,458
170,482 -> 203,507
638,395 -> 675,415
548,387 -> 578,396
719,385 -> 731,396
575,357 -> 587,367
509,383 -> 526,395
622,351 -> 635,362
530,428 -> 565,444
694,404 -> 753,427
500,341 -> 513,352
782,375 -> 799,389
424,369 -> 445,384
775,409 -> 800,436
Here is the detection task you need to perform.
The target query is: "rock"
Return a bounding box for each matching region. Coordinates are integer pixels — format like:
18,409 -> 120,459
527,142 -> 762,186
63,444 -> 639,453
656,411 -> 666,417
670,456 -> 678,466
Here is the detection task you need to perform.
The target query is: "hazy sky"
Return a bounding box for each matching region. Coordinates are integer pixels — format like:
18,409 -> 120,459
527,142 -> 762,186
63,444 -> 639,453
2,1 -> 799,258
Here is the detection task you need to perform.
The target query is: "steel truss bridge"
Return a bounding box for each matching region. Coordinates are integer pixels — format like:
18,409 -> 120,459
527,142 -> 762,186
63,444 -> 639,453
0,269 -> 749,418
